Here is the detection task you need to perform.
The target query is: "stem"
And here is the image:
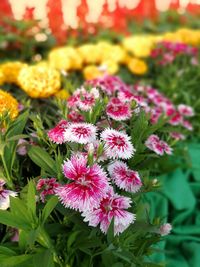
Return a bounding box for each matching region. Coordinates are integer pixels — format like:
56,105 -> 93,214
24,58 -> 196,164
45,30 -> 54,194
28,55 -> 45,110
1,155 -> 14,189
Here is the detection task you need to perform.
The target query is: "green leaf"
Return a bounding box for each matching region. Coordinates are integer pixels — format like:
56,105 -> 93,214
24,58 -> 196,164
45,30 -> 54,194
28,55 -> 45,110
107,218 -> 115,244
6,111 -> 29,138
0,254 -> 33,267
0,246 -> 17,256
41,196 -> 58,224
0,210 -> 30,230
33,249 -> 55,267
28,146 -> 57,176
27,180 -> 36,219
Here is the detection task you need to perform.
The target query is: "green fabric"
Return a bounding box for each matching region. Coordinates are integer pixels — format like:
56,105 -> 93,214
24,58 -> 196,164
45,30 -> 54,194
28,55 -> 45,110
147,142 -> 200,267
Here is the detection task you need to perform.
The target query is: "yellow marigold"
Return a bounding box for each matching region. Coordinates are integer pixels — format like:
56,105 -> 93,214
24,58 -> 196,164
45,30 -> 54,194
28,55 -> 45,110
100,60 -> 119,75
97,42 -> 126,63
77,44 -> 101,64
54,89 -> 70,100
0,89 -> 19,119
18,65 -> 61,98
175,28 -> 200,46
122,36 -> 155,58
0,69 -> 5,86
83,65 -> 104,80
49,47 -> 83,71
0,61 -> 27,84
127,58 -> 148,75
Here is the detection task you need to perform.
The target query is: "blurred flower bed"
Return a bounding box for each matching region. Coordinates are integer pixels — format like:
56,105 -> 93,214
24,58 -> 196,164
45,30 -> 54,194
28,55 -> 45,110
0,11 -> 199,267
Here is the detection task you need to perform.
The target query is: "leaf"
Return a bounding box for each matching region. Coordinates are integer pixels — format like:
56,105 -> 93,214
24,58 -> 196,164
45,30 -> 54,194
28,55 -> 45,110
6,111 -> 29,138
10,197 -> 32,225
27,180 -> 36,219
28,146 -> 57,176
0,246 -> 17,256
0,254 -> 33,267
33,249 -> 55,267
6,134 -> 29,142
41,196 -> 58,224
107,218 -> 115,244
0,210 -> 30,230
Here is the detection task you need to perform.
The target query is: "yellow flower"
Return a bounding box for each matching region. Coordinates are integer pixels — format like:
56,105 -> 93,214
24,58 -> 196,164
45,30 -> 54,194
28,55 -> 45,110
0,70 -> 5,86
0,89 -> 19,119
83,65 -> 104,80
127,58 -> 148,75
123,36 -> 155,58
54,89 -> 70,100
100,60 -> 119,75
18,65 -> 61,98
175,28 -> 200,46
77,44 -> 101,64
49,47 -> 83,71
0,61 -> 27,84
97,42 -> 126,63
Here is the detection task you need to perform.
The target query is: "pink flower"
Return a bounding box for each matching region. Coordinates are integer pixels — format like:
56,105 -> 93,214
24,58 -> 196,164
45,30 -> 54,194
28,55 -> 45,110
82,190 -> 135,235
169,112 -> 183,126
170,132 -> 185,140
56,155 -> 110,211
182,120 -> 193,131
118,90 -> 135,102
68,110 -> 84,122
17,138 -> 28,156
48,120 -> 68,144
101,128 -> 135,159
36,178 -> 59,202
106,100 -> 132,121
145,135 -> 173,156
159,223 -> 172,236
108,161 -> 142,193
64,123 -> 97,144
178,104 -> 194,117
0,180 -> 17,210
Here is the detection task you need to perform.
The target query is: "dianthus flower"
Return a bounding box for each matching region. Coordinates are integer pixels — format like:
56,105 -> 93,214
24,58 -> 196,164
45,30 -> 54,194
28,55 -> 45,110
0,180 -> 17,210
83,189 -> 135,235
48,120 -> 68,144
64,122 -> 97,144
101,128 -> 135,159
36,178 -> 59,202
178,104 -> 194,117
145,135 -> 173,156
56,155 -> 110,211
108,161 -> 142,193
106,98 -> 132,121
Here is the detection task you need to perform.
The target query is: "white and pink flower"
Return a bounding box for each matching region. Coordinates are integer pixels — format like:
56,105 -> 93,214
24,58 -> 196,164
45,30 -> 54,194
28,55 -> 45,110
170,132 -> 185,140
108,161 -> 142,193
36,178 -> 60,202
159,223 -> 172,236
82,190 -> 135,235
178,104 -> 194,117
48,120 -> 68,144
145,135 -> 173,156
106,100 -> 132,121
101,128 -> 135,159
64,123 -> 97,144
56,155 -> 110,211
0,180 -> 17,210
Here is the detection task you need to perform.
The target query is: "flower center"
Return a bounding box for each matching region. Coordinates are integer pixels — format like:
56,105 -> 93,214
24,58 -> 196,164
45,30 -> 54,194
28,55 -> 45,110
74,127 -> 89,136
111,136 -> 125,147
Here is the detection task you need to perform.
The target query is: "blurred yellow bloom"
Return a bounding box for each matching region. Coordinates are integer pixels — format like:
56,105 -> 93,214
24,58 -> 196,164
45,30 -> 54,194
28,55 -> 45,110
54,89 -> 70,100
123,36 -> 155,58
97,42 -> 126,63
77,44 -> 101,64
49,47 -> 83,71
0,61 -> 27,84
83,65 -> 104,80
0,89 -> 19,119
18,65 -> 61,98
127,58 -> 148,75
175,28 -> 200,46
0,70 -> 5,86
100,60 -> 119,75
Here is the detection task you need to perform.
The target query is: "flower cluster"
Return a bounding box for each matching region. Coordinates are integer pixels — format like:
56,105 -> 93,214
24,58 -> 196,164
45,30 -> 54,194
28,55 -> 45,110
43,73 -> 193,235
151,41 -> 198,65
